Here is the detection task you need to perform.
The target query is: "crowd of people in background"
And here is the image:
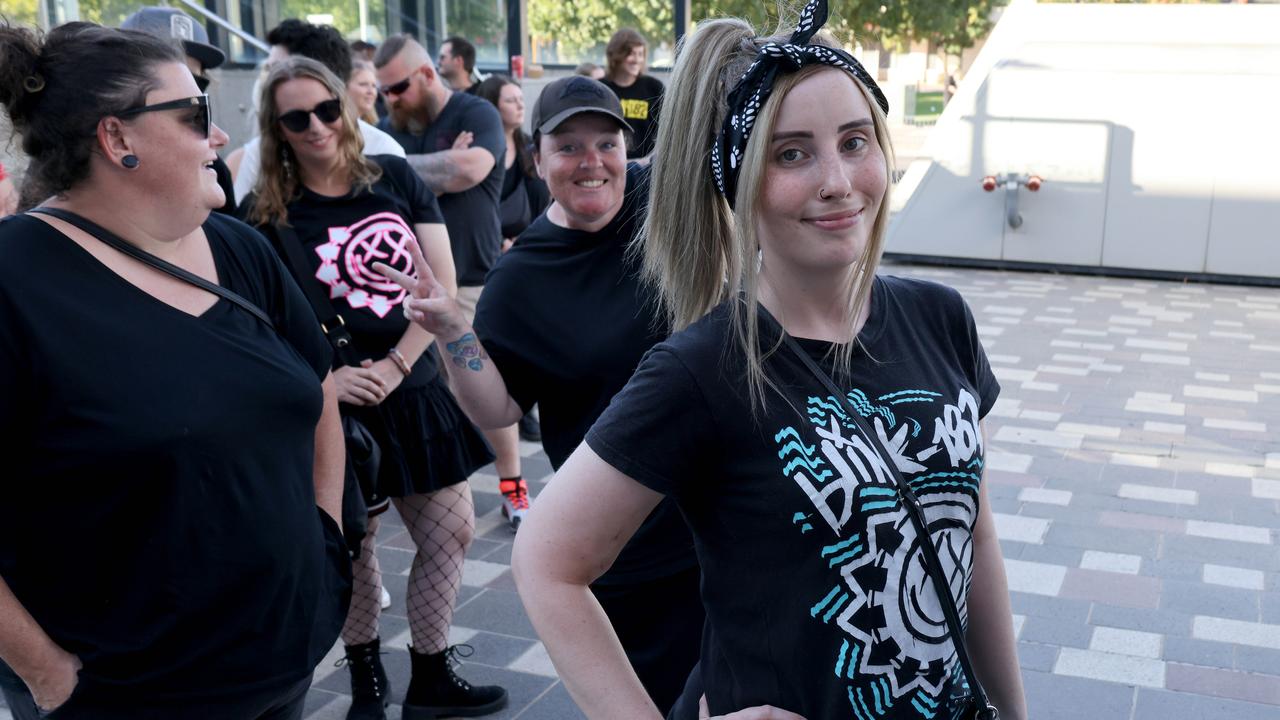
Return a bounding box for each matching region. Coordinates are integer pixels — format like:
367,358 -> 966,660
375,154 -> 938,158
0,1 -> 1027,719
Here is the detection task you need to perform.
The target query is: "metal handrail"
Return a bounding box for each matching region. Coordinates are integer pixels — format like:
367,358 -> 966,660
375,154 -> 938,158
172,0 -> 269,53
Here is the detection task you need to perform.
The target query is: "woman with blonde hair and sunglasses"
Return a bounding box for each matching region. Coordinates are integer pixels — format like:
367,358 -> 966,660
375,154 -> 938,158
0,22 -> 349,719
242,57 -> 507,720
400,0 -> 1029,717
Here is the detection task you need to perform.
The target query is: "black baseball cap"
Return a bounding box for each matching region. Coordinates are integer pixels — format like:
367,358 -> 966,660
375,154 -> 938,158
121,7 -> 226,70
531,76 -> 633,136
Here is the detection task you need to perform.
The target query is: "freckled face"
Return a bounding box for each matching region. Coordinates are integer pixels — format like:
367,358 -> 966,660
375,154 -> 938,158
756,68 -> 887,276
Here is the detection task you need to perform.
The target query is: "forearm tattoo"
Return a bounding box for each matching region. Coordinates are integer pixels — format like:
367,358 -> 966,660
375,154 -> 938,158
446,333 -> 486,371
407,152 -> 458,195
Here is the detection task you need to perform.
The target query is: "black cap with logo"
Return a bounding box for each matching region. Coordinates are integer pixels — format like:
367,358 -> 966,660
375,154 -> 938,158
530,76 -> 633,137
121,6 -> 226,71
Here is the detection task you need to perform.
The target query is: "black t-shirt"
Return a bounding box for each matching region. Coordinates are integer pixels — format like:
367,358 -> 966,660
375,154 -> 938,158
603,75 -> 664,159
242,155 -> 446,385
0,212 -> 349,702
212,154 -> 237,216
498,162 -> 551,239
587,276 -> 1000,718
475,163 -> 694,583
380,92 -> 506,286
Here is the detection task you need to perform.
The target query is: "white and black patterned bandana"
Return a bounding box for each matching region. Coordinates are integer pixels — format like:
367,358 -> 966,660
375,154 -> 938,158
711,0 -> 889,208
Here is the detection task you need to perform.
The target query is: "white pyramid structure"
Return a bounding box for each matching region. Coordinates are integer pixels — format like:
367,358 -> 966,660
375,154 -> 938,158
886,0 -> 1280,281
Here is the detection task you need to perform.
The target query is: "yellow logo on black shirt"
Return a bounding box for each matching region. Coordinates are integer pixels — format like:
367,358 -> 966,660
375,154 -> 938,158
620,99 -> 649,120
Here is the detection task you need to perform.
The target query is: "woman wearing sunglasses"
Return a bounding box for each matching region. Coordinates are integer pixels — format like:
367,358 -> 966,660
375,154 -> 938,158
242,57 -> 507,720
0,22 -> 351,719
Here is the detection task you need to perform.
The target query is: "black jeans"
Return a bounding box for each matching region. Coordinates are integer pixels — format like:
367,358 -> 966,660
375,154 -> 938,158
1,673 -> 312,720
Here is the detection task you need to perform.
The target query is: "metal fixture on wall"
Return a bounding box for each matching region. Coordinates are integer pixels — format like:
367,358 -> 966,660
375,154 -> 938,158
982,173 -> 1042,229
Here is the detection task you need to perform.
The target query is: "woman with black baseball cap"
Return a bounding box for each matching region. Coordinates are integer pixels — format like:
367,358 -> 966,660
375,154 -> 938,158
377,75 -> 704,715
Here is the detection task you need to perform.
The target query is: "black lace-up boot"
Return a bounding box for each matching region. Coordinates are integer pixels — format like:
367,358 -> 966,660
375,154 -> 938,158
339,638 -> 391,720
401,645 -> 508,719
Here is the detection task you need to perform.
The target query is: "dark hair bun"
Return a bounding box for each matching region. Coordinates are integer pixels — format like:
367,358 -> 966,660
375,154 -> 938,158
0,20 -> 183,204
0,22 -> 44,124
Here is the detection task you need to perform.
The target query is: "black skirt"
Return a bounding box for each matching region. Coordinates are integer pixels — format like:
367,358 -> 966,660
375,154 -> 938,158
345,374 -> 494,498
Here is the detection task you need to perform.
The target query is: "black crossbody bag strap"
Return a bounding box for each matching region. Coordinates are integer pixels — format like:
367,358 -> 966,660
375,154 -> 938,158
763,310 -> 998,720
30,207 -> 274,329
272,223 -> 362,367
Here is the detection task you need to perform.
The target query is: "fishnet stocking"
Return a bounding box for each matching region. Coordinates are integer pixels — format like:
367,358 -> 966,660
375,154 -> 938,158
340,514 -> 383,646
394,483 -> 475,653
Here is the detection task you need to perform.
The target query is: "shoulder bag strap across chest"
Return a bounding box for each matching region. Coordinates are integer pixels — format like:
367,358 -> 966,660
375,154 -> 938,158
761,308 -> 998,720
273,222 -> 363,367
28,207 -> 274,329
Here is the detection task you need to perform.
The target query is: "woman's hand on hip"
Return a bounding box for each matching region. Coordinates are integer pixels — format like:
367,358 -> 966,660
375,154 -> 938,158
700,695 -> 806,720
334,360 -> 389,406
373,240 -> 468,339
28,647 -> 81,713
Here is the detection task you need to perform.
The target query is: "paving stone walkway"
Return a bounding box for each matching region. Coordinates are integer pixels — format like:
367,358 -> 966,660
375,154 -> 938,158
3,263 -> 1277,719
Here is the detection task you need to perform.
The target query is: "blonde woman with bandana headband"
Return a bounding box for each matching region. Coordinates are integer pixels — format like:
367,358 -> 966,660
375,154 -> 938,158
511,1 -> 1025,718
387,1 -> 1028,718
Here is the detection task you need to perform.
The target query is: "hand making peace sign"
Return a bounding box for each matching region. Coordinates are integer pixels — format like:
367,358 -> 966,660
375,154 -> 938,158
372,236 -> 467,339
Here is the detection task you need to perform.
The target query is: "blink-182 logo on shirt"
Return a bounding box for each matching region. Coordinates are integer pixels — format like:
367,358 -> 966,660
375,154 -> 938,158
775,385 -> 984,719
620,98 -> 650,120
315,212 -> 417,318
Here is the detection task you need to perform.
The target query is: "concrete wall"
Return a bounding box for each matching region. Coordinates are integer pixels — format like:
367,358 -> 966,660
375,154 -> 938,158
885,0 -> 1280,280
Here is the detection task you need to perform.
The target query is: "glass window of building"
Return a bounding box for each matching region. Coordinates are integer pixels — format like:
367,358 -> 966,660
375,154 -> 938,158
442,0 -> 507,67
277,0 -> 389,42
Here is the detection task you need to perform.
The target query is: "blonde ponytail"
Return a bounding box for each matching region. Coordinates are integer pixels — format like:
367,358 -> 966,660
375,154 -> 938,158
638,20 -> 758,333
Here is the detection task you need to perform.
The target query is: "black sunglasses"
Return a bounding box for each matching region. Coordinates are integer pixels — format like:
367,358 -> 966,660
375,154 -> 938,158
378,69 -> 417,97
117,94 -> 211,139
278,99 -> 343,133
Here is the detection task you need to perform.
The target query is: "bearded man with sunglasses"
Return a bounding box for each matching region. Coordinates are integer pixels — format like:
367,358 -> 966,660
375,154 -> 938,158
374,35 -> 532,533
121,6 -> 238,215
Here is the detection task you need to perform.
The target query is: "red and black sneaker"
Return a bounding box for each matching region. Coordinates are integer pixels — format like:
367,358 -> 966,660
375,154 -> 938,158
498,478 -> 530,532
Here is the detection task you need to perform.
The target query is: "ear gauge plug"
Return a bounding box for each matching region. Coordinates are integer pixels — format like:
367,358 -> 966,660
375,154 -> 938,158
122,155 -> 140,169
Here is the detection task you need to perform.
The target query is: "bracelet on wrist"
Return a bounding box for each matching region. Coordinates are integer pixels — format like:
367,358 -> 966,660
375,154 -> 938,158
388,348 -> 412,377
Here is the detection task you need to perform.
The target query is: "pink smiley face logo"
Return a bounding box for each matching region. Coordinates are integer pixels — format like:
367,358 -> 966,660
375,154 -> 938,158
315,212 -> 417,318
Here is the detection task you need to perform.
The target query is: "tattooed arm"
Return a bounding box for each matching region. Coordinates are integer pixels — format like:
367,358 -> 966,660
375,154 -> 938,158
405,147 -> 495,195
434,329 -> 524,428
372,240 -> 522,429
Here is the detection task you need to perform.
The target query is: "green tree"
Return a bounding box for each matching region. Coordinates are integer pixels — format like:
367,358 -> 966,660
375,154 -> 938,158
529,0 -> 999,65
692,0 -> 997,53
277,0 -> 361,36
529,0 -> 673,61
1,0 -> 41,27
76,0 -> 164,26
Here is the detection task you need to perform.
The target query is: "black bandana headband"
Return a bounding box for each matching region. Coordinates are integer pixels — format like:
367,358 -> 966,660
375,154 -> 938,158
712,0 -> 890,208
